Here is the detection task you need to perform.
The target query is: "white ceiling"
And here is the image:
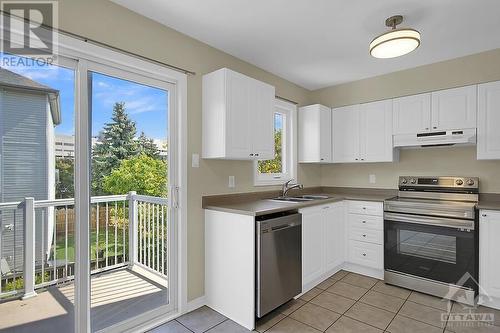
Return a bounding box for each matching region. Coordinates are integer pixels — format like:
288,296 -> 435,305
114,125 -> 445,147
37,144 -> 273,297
111,0 -> 500,90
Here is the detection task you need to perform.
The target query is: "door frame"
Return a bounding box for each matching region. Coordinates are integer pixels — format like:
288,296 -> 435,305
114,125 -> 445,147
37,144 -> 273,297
4,16 -> 188,332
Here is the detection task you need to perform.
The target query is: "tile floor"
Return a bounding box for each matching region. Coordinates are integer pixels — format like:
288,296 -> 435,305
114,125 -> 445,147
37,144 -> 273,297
150,270 -> 500,333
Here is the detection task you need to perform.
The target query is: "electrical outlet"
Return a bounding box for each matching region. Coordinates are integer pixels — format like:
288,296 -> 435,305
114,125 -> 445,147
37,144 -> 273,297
228,176 -> 235,188
191,153 -> 199,168
369,174 -> 376,184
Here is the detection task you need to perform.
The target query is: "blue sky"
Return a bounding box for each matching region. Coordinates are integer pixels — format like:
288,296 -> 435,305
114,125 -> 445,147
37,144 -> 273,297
0,53 -> 168,140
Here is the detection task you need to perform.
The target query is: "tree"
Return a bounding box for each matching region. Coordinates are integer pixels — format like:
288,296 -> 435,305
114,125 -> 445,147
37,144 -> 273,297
102,154 -> 168,197
258,130 -> 282,173
137,131 -> 159,158
92,102 -> 138,194
56,158 -> 74,198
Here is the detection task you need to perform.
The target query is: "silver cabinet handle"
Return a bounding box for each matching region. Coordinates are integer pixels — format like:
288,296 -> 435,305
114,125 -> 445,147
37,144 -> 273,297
362,234 -> 367,237
362,221 -> 366,224
425,127 -> 429,130
322,206 -> 330,210
482,214 -> 487,217
249,153 -> 254,156
433,126 -> 437,129
255,153 -> 259,156
362,207 -> 367,210
362,253 -> 366,256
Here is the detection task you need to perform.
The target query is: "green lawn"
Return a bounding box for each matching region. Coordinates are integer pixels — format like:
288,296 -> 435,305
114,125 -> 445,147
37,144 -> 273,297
54,229 -> 127,263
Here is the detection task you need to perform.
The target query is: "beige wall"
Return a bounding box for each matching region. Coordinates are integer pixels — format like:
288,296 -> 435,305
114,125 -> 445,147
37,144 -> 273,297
310,49 -> 500,193
57,0 -> 500,303
57,0 -> 320,301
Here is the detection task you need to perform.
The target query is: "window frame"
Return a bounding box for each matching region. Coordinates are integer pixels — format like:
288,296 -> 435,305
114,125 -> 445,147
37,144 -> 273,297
253,98 -> 297,186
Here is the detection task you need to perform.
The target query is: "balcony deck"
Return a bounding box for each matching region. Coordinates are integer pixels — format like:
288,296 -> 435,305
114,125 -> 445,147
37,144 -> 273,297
0,267 -> 168,333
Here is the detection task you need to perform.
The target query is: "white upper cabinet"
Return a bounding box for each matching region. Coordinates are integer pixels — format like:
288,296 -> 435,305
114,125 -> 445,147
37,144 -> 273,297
202,68 -> 275,160
393,93 -> 431,135
360,100 -> 394,162
477,81 -> 500,160
332,101 -> 395,163
431,85 -> 477,130
299,104 -> 332,163
332,105 -> 360,163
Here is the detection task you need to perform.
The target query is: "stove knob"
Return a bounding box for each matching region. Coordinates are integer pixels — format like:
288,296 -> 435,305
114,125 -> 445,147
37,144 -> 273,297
456,179 -> 464,186
466,179 -> 475,186
401,178 -> 408,184
410,178 -> 416,184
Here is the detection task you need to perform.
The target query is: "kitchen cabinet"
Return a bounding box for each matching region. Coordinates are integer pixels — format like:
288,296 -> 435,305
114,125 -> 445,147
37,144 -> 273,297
332,105 -> 360,163
431,85 -> 477,130
393,86 -> 477,136
477,81 -> 500,160
298,104 -> 332,163
346,201 -> 384,276
393,93 -> 431,135
479,210 -> 500,309
332,100 -> 395,163
300,202 -> 345,289
202,68 -> 275,160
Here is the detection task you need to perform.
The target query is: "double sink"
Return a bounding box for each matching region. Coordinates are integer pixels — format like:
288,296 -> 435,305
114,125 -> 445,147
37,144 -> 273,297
270,194 -> 330,203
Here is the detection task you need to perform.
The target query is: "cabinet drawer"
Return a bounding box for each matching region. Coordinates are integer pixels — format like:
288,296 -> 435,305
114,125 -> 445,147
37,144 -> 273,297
348,240 -> 383,269
348,214 -> 383,230
348,201 -> 383,216
349,226 -> 383,245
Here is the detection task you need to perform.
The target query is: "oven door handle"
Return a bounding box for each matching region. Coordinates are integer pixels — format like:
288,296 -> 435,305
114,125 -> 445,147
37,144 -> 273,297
384,212 -> 475,230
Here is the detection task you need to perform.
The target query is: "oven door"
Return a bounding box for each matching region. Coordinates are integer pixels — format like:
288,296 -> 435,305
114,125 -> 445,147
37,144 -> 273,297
384,212 -> 477,290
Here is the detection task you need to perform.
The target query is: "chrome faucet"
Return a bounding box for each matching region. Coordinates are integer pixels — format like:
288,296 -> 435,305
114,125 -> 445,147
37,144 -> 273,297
282,179 -> 304,197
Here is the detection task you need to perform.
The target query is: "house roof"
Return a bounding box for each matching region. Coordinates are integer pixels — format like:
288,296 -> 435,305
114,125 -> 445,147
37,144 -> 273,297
0,67 -> 61,125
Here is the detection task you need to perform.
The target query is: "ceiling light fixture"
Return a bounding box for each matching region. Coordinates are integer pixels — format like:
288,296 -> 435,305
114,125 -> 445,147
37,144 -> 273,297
370,15 -> 420,59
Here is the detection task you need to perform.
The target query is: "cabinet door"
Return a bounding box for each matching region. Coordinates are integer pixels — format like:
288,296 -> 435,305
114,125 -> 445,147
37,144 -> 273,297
480,211 -> 500,299
226,70 -> 253,159
251,81 -> 275,160
478,81 -> 500,160
393,93 -> 431,135
332,105 -> 360,163
319,106 -> 332,162
325,204 -> 345,271
302,208 -> 325,286
298,105 -> 331,163
431,85 -> 477,130
359,100 -> 394,162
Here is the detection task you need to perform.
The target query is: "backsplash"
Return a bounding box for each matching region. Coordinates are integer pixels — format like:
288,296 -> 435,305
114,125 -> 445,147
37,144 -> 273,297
320,146 -> 500,193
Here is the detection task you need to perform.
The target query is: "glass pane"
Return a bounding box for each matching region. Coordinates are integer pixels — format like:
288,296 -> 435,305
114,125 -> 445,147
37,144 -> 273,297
89,71 -> 169,331
398,230 -> 457,264
258,112 -> 284,174
0,53 -> 76,331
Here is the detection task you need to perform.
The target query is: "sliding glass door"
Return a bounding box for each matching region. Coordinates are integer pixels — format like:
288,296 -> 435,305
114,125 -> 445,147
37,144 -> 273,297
85,62 -> 177,331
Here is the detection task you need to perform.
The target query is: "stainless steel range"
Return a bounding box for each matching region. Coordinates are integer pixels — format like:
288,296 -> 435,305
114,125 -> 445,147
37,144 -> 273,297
384,176 -> 479,305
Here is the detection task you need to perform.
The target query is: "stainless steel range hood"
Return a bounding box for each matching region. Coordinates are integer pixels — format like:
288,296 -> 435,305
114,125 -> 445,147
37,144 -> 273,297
393,128 -> 476,148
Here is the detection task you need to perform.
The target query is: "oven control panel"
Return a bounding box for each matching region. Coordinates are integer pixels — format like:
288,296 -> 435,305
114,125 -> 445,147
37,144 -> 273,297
399,176 -> 479,189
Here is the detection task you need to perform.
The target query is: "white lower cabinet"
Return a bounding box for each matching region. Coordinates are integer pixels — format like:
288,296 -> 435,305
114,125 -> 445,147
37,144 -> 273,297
346,201 -> 384,276
300,202 -> 344,289
479,210 -> 500,309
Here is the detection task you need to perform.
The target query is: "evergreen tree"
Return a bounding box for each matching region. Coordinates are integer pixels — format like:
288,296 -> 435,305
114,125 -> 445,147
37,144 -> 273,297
92,102 -> 138,194
137,131 -> 160,158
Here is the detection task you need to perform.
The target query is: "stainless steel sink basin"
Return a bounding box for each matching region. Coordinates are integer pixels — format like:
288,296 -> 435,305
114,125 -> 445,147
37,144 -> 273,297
269,195 -> 330,203
270,197 -> 314,202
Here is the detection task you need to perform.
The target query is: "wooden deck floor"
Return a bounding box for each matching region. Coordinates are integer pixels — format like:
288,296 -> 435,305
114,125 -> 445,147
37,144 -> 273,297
0,268 -> 168,333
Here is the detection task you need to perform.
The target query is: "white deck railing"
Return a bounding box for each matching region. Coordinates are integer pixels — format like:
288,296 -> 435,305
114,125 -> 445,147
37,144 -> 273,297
0,192 -> 169,299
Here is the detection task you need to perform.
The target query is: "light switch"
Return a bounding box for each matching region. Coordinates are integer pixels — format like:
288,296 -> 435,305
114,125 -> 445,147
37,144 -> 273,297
192,153 -> 200,168
369,174 -> 376,184
228,176 -> 235,188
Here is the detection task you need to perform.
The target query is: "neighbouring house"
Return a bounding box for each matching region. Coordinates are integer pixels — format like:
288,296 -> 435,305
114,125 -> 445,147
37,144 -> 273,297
0,67 -> 60,275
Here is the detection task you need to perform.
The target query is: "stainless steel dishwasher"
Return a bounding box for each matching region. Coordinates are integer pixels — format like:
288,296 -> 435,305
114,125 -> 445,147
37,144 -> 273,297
256,211 -> 302,318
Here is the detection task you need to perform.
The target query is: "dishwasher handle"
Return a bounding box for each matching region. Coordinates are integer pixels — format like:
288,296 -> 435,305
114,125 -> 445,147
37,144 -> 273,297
257,212 -> 301,235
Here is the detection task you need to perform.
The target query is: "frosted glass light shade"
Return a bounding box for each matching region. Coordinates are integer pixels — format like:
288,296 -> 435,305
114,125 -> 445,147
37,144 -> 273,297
370,28 -> 420,58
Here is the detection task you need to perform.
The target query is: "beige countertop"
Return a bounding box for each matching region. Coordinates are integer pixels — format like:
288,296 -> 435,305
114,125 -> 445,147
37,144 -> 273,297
203,191 -> 395,216
202,187 -> 500,216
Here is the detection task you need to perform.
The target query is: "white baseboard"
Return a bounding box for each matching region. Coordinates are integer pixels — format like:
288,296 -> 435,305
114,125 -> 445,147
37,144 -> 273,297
184,295 -> 207,313
299,263 -> 345,296
343,263 -> 384,280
